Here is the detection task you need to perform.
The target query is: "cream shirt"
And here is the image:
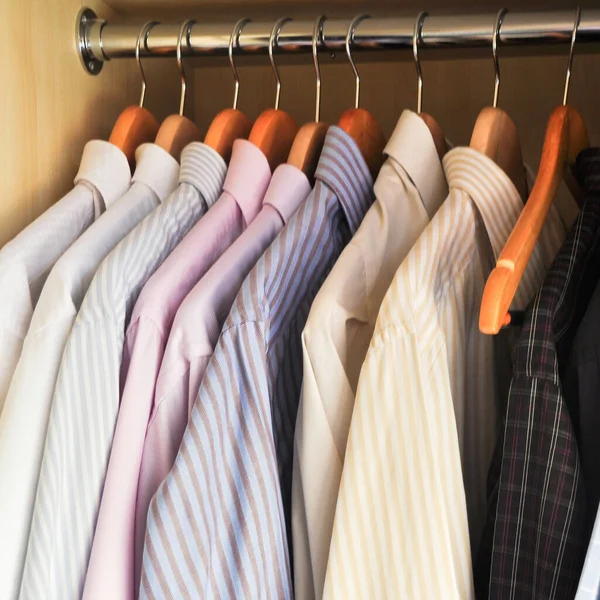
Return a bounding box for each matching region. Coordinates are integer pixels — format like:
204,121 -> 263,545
292,110 -> 448,600
323,147 -> 568,600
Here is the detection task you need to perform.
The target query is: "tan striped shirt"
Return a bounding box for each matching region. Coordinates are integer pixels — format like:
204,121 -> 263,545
323,147 -> 567,600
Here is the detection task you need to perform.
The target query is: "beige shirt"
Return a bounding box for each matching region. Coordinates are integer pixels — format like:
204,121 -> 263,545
323,147 -> 568,600
292,110 -> 448,600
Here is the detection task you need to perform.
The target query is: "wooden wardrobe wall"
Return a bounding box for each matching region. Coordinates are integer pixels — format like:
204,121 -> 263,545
2,0 -> 599,247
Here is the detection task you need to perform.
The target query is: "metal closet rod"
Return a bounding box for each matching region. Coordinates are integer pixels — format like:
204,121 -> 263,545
77,7 -> 600,75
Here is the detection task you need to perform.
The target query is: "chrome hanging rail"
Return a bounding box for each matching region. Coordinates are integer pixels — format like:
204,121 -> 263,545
77,7 -> 600,75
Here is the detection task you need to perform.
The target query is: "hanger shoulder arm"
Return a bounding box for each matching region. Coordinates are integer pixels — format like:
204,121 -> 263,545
249,109 -> 298,172
204,109 -> 252,164
287,122 -> 329,182
155,115 -> 202,162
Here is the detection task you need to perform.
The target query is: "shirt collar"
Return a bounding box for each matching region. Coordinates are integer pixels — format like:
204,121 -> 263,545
262,164 -> 311,223
131,143 -> 180,203
314,126 -> 374,235
443,146 -> 524,261
178,142 -> 228,208
383,110 -> 448,219
222,139 -> 271,226
74,140 -> 131,210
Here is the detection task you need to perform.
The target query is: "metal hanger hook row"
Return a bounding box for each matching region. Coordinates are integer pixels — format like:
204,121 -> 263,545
492,8 -> 507,109
564,6 -> 581,106
346,14 -> 370,110
177,19 -> 196,116
229,18 -> 251,111
413,11 -> 427,115
313,15 -> 326,123
136,21 -> 159,108
269,17 -> 292,111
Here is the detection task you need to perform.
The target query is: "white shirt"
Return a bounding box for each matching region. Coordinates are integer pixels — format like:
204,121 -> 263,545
323,147 -> 568,600
0,143 -> 178,600
0,140 -> 130,410
292,110 -> 448,600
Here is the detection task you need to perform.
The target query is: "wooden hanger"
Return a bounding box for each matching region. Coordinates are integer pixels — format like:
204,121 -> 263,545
154,20 -> 202,161
287,15 -> 329,182
337,15 -> 386,180
470,9 -> 528,200
479,8 -> 589,335
248,17 -> 298,172
109,22 -> 160,172
204,19 -> 252,163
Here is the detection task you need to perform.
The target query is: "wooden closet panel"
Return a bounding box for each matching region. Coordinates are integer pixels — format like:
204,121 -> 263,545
0,0 -> 184,248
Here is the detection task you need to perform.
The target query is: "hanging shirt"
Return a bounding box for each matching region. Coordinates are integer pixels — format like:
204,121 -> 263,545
139,126 -> 374,600
475,150 -> 600,600
0,143 -> 178,600
135,162 -> 310,597
323,147 -> 567,600
577,509 -> 600,600
19,143 -> 226,600
83,139 -> 271,600
0,140 -> 130,410
292,110 -> 448,600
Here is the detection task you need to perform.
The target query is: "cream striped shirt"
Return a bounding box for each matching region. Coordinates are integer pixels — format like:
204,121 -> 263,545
323,147 -> 568,600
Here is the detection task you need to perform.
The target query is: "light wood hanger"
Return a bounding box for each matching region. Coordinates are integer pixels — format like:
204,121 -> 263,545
154,20 -> 202,161
248,17 -> 298,172
412,12 -> 447,159
204,19 -> 252,163
470,9 -> 528,200
480,7 -> 588,335
108,21 -> 160,172
287,15 -> 329,183
337,15 -> 386,180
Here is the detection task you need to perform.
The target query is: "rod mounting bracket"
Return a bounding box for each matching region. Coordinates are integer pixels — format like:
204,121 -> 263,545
77,7 -> 103,75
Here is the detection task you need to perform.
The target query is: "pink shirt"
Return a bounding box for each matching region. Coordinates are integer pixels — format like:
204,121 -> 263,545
135,164 -> 310,588
83,140 -> 271,600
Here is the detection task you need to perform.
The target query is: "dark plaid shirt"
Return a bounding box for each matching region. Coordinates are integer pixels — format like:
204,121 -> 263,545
475,149 -> 600,600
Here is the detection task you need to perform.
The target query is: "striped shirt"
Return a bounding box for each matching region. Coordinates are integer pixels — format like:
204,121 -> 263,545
292,110 -> 448,600
0,140 -> 130,410
19,143 -> 226,600
0,143 -> 178,600
323,147 -> 567,600
475,149 -> 600,600
140,126 -> 374,600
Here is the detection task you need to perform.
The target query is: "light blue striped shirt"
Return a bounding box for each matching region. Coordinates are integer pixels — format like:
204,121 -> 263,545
140,127 -> 374,599
19,143 -> 226,600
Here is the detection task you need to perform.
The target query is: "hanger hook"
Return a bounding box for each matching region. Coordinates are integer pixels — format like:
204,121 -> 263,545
564,6 -> 581,106
492,9 -> 507,109
136,21 -> 159,108
177,19 -> 196,116
229,18 -> 251,111
346,14 -> 370,110
313,15 -> 326,123
412,11 -> 427,114
269,17 -> 292,110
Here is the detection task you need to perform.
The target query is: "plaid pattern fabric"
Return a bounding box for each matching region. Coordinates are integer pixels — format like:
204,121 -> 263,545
474,149 -> 600,600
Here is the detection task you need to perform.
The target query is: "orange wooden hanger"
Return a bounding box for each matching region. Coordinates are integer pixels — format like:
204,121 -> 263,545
337,15 -> 386,180
287,15 -> 329,183
204,18 -> 252,163
480,7 -> 588,335
248,17 -> 299,172
470,9 -> 528,200
108,21 -> 160,172
154,20 -> 202,161
412,12 -> 447,159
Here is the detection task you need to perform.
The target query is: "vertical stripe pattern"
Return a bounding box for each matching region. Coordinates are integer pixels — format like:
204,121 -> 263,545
323,147 -> 566,600
19,144 -> 226,600
475,151 -> 600,600
140,126 -> 374,600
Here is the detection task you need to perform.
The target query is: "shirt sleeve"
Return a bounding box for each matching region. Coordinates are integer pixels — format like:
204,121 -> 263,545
323,329 -> 474,600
